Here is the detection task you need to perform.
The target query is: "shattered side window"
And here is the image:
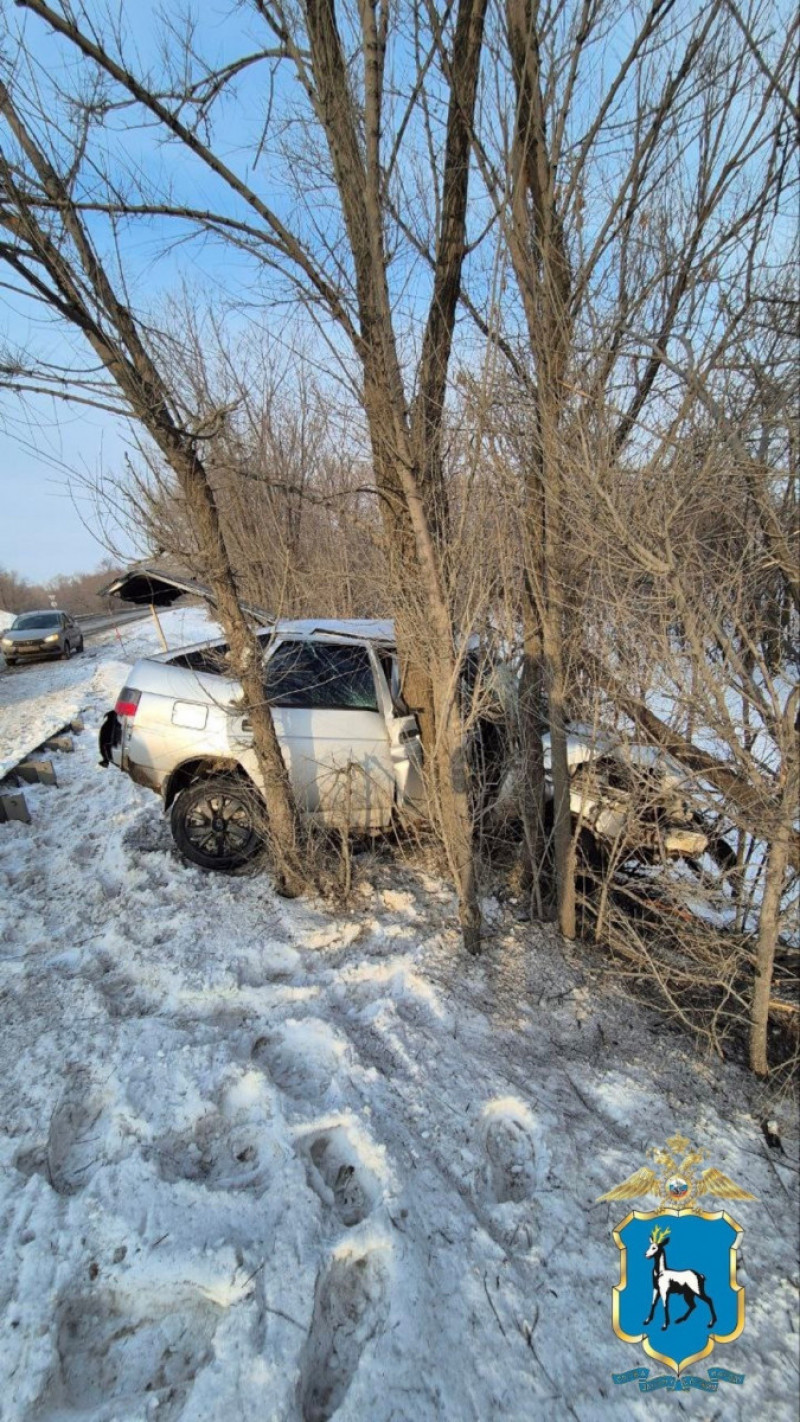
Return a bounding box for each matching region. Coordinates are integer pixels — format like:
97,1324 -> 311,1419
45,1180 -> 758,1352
170,629 -> 272,675
170,645 -> 231,674
264,642 -> 379,711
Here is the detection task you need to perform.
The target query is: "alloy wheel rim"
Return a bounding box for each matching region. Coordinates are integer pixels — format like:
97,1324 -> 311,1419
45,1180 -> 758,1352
184,792 -> 255,858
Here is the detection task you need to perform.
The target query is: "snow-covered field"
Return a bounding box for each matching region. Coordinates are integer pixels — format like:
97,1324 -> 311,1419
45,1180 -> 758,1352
1,610 -> 798,1421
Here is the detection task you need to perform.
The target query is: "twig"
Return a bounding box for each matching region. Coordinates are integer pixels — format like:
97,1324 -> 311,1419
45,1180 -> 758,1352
482,1271 -> 507,1339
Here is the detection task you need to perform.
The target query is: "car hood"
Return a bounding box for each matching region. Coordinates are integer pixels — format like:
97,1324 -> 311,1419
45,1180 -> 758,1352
2,628 -> 57,642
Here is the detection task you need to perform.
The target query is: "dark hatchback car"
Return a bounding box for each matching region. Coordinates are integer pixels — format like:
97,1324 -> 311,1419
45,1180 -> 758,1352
1,610 -> 84,665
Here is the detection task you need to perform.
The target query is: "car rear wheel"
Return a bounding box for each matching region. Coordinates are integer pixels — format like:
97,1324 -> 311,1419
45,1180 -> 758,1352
170,775 -> 263,872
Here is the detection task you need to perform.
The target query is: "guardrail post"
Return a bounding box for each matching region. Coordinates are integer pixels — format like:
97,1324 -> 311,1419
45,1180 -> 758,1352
15,760 -> 58,786
0,792 -> 31,824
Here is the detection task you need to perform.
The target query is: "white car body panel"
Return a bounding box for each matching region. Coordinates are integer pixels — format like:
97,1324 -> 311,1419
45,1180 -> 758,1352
540,730 -> 708,858
228,705 -> 396,829
112,628 -> 424,832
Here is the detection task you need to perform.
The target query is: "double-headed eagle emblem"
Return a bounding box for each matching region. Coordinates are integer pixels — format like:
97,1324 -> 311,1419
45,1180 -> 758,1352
597,1133 -> 756,1210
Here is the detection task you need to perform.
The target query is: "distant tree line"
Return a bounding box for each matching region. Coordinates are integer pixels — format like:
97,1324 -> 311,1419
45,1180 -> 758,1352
0,559 -> 126,616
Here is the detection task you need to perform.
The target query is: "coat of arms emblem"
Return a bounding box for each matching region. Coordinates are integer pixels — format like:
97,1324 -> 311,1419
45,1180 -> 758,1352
598,1134 -> 756,1391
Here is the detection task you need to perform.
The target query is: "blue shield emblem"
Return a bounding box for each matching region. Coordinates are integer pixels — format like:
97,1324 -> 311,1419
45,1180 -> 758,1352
613,1209 -> 744,1374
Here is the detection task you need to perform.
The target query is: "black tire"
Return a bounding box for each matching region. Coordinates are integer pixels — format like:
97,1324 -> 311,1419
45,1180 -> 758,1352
170,775 -> 263,872
62,641 -> 71,659
77,636 -> 84,653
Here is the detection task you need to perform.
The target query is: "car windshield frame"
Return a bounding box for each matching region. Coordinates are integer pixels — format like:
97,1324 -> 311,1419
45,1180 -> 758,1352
11,612 -> 62,630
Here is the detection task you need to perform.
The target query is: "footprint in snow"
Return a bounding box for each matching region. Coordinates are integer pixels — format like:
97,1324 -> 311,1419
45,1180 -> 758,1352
152,1109 -> 268,1193
95,964 -> 159,1020
35,1072 -> 123,1196
250,1019 -> 346,1101
44,1284 -> 218,1420
298,1125 -> 381,1227
298,1245 -> 391,1422
481,1099 -> 538,1205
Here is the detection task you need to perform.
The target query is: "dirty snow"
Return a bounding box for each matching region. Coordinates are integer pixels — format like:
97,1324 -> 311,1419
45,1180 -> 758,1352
0,611 -> 798,1420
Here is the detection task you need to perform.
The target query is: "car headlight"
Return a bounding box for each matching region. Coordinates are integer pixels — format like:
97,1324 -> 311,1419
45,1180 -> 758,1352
44,633 -> 60,644
1,637 -> 11,647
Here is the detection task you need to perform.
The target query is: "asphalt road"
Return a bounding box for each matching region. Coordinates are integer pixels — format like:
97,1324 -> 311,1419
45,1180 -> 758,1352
76,608 -> 151,636
0,608 -> 150,681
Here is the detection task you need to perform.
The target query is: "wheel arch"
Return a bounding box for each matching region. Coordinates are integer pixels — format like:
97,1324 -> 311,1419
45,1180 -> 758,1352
163,756 -> 258,809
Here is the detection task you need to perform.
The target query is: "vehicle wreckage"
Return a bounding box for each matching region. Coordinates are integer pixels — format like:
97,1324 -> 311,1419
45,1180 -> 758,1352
98,564 -> 716,872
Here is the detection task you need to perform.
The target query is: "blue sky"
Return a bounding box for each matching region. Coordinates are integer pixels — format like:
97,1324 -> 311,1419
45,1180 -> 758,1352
0,0 -> 792,585
0,0 -> 268,583
0,0 -> 451,583
0,401 -> 133,582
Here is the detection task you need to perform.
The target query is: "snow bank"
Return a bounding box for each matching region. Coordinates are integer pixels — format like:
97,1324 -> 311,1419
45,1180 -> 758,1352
0,616 -> 797,1420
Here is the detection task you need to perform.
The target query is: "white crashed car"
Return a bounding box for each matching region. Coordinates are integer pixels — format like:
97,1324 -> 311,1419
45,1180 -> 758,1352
542,729 -> 709,860
99,619 -> 426,871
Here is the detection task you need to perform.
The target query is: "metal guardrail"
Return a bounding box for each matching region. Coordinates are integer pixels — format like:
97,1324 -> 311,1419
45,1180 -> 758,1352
75,609 -> 149,630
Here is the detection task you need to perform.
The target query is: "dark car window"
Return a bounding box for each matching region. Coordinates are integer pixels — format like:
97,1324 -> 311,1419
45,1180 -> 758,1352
11,612 -> 62,630
265,641 -> 379,711
169,629 -> 272,676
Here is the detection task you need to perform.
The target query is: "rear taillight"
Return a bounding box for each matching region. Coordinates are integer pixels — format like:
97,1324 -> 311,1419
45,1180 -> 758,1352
115,687 -> 141,718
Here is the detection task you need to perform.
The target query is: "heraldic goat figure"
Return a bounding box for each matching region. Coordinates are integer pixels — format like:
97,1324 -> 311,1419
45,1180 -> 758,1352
643,1225 -> 717,1331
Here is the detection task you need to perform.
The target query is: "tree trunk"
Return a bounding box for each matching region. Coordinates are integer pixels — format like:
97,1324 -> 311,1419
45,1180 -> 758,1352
517,580 -> 549,917
434,696 -> 483,953
504,0 -> 575,933
0,82 -> 309,898
749,806 -> 792,1075
540,419 -> 575,939
542,610 -> 576,939
302,0 -> 484,950
165,441 -> 307,896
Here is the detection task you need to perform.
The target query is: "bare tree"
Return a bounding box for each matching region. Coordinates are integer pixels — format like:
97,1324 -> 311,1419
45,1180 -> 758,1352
2,0 -> 795,995
5,0 -> 494,950
0,80 -> 308,896
565,278 -> 799,1074
454,0 -> 798,943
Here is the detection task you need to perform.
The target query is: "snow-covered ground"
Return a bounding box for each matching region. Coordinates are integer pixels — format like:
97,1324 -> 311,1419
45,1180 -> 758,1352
0,610 -> 215,778
1,610 -> 798,1421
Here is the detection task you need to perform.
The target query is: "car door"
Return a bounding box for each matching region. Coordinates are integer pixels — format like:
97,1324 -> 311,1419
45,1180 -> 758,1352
261,639 -> 396,829
372,650 -> 425,812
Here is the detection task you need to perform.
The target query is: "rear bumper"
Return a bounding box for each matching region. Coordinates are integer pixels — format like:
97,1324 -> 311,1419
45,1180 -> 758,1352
97,709 -> 161,794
